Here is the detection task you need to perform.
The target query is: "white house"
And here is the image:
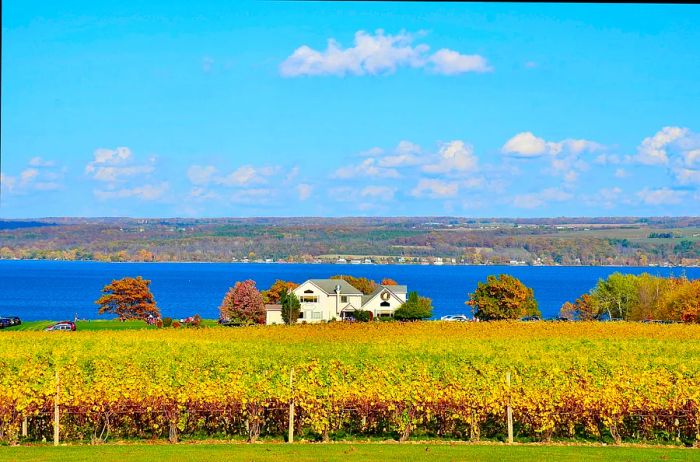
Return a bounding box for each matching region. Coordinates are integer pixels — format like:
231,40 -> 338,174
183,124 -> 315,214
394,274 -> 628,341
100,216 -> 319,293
265,279 -> 408,324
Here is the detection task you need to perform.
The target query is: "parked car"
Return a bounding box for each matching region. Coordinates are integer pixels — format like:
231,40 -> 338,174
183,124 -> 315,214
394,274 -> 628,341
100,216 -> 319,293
440,314 -> 470,322
45,321 -> 76,332
520,316 -> 542,322
0,316 -> 21,328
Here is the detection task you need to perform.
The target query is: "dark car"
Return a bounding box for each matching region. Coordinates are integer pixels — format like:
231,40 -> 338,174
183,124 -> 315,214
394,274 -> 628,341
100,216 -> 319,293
4,316 -> 21,326
520,316 -> 542,322
0,318 -> 12,328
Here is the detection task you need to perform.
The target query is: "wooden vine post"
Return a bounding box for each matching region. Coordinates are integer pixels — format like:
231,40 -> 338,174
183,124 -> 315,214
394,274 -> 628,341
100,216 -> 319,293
54,368 -> 60,446
288,367 -> 295,444
506,371 -> 513,444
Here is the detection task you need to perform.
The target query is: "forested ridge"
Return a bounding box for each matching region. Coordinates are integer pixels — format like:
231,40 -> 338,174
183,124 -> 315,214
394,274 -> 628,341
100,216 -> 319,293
1,217 -> 699,265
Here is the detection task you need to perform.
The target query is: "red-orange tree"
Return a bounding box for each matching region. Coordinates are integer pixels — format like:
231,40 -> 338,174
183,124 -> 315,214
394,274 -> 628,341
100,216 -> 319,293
95,276 -> 160,321
467,274 -> 540,320
262,279 -> 299,304
219,279 -> 266,325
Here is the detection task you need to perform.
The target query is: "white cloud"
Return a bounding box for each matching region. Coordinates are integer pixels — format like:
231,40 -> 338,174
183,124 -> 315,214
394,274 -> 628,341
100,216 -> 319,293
0,173 -> 16,192
187,165 -> 218,185
502,132 -> 601,158
20,168 -> 39,184
28,157 -> 55,167
360,185 -> 396,200
333,158 -> 399,179
188,187 -> 220,201
635,126 -> 688,165
218,165 -> 279,187
297,183 -> 313,200
422,140 -> 478,175
85,147 -> 155,182
683,149 -> 700,167
636,187 -> 687,205
280,30 -> 490,77
674,168 -> 700,185
94,182 -> 169,201
2,160 -> 66,195
502,132 -> 548,157
410,179 -> 459,198
512,188 -> 573,209
92,165 -> 155,182
429,49 -> 492,74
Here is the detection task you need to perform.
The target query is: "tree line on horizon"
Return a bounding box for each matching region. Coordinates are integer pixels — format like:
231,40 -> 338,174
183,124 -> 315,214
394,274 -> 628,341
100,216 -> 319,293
2,219 -> 699,266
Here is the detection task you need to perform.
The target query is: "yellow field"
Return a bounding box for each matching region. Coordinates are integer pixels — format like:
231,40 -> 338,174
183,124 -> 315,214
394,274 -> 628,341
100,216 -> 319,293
1,322 -> 699,445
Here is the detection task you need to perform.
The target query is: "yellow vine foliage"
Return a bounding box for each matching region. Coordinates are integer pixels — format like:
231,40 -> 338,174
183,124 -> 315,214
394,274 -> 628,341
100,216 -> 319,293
0,321 -> 699,444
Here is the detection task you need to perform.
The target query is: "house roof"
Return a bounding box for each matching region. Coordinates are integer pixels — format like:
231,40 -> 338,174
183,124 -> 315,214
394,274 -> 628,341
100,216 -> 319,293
305,279 -> 363,295
265,304 -> 282,311
361,285 -> 408,305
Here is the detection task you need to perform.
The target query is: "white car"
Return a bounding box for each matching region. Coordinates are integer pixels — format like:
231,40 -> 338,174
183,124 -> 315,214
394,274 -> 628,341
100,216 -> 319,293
441,314 -> 470,322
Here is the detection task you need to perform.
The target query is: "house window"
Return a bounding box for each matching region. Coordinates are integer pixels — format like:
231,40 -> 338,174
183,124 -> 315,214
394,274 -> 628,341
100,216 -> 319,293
312,312 -> 322,320
341,295 -> 348,303
298,312 -> 304,319
300,296 -> 318,303
380,301 -> 390,307
304,289 -> 314,294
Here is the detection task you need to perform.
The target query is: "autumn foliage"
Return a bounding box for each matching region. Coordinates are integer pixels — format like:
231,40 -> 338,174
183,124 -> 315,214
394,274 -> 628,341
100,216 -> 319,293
219,279 -> 266,325
261,279 -> 299,304
560,272 -> 700,322
330,275 -> 377,295
467,274 -> 540,320
95,276 -> 160,321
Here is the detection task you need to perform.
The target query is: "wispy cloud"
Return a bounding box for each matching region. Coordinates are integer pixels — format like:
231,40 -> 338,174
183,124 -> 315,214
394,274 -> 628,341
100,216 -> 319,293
280,30 -> 491,77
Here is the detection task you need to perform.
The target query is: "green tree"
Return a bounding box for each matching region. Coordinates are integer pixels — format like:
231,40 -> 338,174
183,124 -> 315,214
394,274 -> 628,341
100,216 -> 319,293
468,274 -> 540,320
394,291 -> 433,321
590,272 -> 638,320
280,291 -> 301,325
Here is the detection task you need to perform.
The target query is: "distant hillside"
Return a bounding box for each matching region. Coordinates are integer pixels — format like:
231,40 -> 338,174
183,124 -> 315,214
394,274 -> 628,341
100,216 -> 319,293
0,217 -> 698,266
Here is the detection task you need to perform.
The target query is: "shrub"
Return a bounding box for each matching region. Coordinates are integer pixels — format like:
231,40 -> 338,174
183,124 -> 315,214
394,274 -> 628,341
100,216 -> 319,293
394,292 -> 433,321
353,310 -> 372,322
189,314 -> 202,328
162,317 -> 173,328
172,321 -> 181,329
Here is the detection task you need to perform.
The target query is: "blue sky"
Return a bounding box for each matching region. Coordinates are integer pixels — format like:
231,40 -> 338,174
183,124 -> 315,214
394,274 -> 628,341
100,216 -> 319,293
2,1 -> 699,218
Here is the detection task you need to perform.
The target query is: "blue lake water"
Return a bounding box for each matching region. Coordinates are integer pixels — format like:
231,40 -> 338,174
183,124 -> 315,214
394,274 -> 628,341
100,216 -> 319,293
0,260 -> 698,321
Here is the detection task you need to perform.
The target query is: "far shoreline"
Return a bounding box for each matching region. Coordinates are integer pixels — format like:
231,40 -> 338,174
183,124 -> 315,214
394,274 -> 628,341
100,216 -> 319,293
0,258 -> 697,269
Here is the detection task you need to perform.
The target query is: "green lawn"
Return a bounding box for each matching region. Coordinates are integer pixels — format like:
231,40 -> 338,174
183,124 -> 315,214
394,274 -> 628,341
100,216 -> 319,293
0,443 -> 697,462
3,319 -> 219,331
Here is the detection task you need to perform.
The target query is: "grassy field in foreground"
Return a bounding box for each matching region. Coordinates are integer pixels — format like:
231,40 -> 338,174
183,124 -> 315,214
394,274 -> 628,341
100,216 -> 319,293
3,319 -> 219,331
0,443 -> 697,462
